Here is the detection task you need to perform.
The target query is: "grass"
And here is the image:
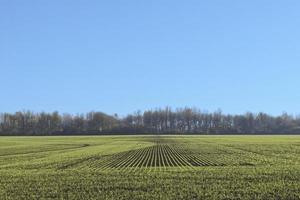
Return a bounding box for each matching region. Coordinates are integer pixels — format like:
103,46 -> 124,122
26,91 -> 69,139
1,135 -> 300,199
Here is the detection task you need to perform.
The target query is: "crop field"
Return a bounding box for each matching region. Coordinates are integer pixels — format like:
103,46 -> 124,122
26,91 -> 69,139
1,136 -> 300,199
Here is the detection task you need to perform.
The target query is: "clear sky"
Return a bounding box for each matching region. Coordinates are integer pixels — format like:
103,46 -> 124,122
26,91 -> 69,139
1,0 -> 300,116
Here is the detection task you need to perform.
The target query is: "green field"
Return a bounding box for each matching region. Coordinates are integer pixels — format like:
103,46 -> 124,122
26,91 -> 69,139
1,135 -> 300,199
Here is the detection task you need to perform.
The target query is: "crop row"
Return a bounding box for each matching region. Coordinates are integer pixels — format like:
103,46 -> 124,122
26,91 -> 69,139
69,143 -> 225,171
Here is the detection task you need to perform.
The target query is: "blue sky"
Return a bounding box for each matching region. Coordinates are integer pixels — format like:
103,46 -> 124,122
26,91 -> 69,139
1,0 -> 300,116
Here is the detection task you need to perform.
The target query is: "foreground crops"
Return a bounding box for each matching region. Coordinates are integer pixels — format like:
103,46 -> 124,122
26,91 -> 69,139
1,136 -> 300,199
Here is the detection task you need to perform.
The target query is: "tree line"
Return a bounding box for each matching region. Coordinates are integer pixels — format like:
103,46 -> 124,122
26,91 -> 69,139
1,107 -> 300,135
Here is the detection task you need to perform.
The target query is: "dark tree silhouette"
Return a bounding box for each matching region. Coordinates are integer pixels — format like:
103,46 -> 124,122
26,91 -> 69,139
1,108 -> 300,135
